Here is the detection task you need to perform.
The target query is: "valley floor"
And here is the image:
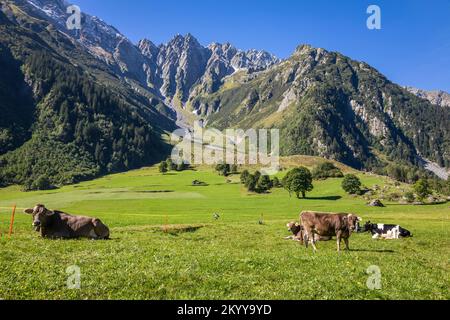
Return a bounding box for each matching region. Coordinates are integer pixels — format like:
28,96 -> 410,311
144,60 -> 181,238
0,165 -> 448,299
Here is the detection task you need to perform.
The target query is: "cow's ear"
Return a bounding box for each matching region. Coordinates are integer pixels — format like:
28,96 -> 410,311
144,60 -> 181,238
24,208 -> 33,214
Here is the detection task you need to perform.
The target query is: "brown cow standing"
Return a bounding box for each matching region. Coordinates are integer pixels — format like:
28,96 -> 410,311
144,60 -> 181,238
300,211 -> 361,252
24,204 -> 110,239
285,221 -> 332,243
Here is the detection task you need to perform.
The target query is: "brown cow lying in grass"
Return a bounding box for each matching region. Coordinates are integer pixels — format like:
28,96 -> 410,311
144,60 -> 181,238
24,204 -> 110,240
285,222 -> 332,243
300,211 -> 361,252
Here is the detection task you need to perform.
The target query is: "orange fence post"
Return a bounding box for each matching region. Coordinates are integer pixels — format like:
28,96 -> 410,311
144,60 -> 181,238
8,204 -> 16,238
164,215 -> 168,233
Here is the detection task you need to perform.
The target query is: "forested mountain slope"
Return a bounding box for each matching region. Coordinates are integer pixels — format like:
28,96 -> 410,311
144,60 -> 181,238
0,4 -> 173,189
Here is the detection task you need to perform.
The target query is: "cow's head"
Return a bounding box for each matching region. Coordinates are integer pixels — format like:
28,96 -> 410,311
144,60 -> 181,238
286,221 -> 302,235
399,227 -> 412,237
362,221 -> 375,232
345,214 -> 362,232
24,204 -> 55,231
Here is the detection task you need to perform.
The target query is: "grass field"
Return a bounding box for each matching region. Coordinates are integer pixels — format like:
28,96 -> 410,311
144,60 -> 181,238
0,161 -> 449,300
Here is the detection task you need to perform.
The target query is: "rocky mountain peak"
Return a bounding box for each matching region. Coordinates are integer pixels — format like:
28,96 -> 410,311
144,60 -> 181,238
138,38 -> 158,58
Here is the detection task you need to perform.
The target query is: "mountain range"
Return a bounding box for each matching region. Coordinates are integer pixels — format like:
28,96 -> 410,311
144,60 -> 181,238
0,0 -> 448,188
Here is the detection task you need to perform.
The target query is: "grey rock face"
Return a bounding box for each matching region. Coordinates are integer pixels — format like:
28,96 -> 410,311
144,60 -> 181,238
156,34 -> 210,101
139,35 -> 280,104
405,87 -> 450,107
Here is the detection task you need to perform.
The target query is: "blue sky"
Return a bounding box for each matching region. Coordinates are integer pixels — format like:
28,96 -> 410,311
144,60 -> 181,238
73,0 -> 450,92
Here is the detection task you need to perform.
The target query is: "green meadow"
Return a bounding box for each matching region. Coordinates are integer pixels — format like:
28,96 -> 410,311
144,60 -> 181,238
0,160 -> 448,300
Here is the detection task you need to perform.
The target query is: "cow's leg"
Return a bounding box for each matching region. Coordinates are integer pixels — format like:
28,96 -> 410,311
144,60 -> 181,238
336,232 -> 342,252
344,237 -> 350,251
310,232 -> 318,252
303,226 -> 313,249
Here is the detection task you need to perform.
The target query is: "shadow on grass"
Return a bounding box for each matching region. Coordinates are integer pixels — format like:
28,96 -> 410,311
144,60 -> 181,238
303,196 -> 342,201
388,202 -> 448,206
161,225 -> 205,236
350,248 -> 395,253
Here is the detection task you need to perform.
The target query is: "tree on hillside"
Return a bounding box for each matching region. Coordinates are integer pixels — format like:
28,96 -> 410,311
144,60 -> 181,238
31,176 -> 52,190
413,179 -> 431,201
341,174 -> 361,194
282,167 -> 313,198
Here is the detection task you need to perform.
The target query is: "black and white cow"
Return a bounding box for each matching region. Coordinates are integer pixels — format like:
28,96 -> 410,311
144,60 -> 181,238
363,221 -> 412,239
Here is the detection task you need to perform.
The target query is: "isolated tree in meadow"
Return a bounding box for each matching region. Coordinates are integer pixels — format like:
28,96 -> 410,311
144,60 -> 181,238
341,174 -> 361,194
413,179 -> 431,201
282,167 -> 313,198
158,161 -> 168,173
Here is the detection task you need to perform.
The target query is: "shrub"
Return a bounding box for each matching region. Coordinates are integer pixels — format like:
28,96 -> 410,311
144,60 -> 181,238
240,170 -> 250,184
257,175 -> 272,193
404,191 -> 415,203
312,162 -> 343,179
158,161 -> 168,173
215,163 -> 230,176
272,176 -> 282,188
244,173 -> 258,192
413,179 -> 431,201
166,158 -> 177,171
240,170 -> 273,193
